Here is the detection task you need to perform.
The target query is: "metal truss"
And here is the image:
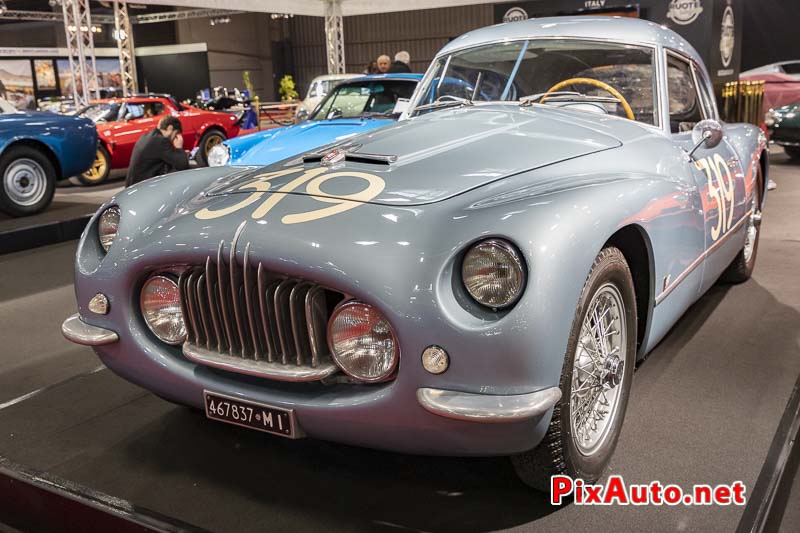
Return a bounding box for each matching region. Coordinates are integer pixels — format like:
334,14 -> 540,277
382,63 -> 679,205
0,8 -> 240,25
324,0 -> 345,74
114,1 -> 137,96
134,9 -> 241,24
62,0 -> 100,107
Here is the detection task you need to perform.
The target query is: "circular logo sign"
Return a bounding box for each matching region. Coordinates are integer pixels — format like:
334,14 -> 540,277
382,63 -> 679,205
503,7 -> 528,23
720,6 -> 735,68
667,0 -> 704,26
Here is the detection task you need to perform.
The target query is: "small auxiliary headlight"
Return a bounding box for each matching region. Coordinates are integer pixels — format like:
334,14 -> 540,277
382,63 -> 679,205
328,301 -> 398,382
141,275 -> 186,345
207,143 -> 230,167
462,239 -> 526,309
97,206 -> 121,252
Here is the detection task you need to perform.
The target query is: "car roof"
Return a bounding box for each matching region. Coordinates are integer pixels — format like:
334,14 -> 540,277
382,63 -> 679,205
310,74 -> 361,82
348,73 -> 423,83
437,16 -> 703,66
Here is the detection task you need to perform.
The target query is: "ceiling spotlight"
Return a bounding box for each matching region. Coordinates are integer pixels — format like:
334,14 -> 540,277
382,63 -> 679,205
0,1 -> 8,16
270,13 -> 294,20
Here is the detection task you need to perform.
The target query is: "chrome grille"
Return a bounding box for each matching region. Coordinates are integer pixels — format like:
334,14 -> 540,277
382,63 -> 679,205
179,241 -> 344,382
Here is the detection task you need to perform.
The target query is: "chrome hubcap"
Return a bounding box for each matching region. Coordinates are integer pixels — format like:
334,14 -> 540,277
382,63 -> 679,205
3,158 -> 47,206
570,283 -> 627,456
744,198 -> 760,264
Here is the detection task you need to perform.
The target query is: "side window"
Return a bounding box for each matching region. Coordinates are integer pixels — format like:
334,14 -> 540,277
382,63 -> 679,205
124,103 -> 145,120
693,66 -> 717,121
667,54 -> 703,134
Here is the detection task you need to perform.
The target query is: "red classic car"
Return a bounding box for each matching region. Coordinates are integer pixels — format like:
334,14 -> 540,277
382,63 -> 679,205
78,94 -> 242,185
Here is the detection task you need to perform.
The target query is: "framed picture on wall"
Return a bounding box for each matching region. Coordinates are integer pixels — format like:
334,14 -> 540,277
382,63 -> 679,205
0,59 -> 35,110
34,59 -> 57,92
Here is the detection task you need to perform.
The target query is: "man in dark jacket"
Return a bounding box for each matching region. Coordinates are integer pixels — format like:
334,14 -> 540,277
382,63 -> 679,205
125,115 -> 189,187
388,51 -> 412,73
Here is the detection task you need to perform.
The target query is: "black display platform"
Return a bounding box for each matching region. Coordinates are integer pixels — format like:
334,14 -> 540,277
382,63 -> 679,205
0,179 -> 123,255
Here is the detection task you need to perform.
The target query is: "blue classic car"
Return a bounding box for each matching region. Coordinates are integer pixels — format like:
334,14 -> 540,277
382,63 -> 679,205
207,73 -> 422,167
62,18 -> 767,490
0,98 -> 97,216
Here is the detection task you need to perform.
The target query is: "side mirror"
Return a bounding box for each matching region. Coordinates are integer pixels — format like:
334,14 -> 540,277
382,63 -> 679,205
296,107 -> 309,122
689,119 -> 724,159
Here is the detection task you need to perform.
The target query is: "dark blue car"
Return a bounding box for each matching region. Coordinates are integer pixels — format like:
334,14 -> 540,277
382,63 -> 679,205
208,74 -> 422,167
0,99 -> 97,216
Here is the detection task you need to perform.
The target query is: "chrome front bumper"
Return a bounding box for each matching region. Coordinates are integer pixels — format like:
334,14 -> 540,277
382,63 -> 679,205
417,386 -> 561,423
62,314 -> 119,346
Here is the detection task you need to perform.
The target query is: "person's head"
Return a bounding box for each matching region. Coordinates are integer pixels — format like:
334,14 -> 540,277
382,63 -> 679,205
377,55 -> 391,73
365,60 -> 378,74
158,115 -> 182,140
394,51 -> 410,66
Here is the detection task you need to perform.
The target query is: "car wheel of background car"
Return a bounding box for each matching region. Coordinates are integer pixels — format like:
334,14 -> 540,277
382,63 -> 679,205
511,247 -> 636,491
196,129 -> 226,167
784,146 -> 800,161
78,144 -> 111,186
0,145 -> 57,217
722,163 -> 763,283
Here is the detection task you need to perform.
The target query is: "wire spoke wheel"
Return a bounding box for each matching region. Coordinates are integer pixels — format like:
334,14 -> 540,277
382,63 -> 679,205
743,195 -> 760,264
570,282 -> 627,456
3,158 -> 47,207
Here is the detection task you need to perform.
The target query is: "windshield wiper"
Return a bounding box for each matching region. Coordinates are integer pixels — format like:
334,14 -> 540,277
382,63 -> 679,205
359,110 -> 398,119
412,95 -> 473,115
520,91 -> 621,107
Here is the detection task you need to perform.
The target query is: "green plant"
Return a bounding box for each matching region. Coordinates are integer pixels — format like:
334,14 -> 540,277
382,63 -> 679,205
279,75 -> 298,101
242,71 -> 254,95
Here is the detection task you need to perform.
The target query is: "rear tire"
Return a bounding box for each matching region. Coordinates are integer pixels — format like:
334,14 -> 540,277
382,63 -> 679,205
512,247 -> 636,491
0,145 -> 56,217
195,129 -> 226,167
78,144 -> 111,186
722,163 -> 763,283
784,146 -> 800,160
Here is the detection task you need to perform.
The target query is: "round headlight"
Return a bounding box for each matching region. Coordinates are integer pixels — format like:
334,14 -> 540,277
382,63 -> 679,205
98,206 -> 121,252
207,143 -> 230,167
462,239 -> 525,309
141,275 -> 186,345
328,301 -> 398,382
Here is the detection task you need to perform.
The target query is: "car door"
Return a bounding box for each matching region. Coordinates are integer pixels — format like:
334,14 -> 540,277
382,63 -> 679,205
666,52 -> 746,293
111,99 -> 161,165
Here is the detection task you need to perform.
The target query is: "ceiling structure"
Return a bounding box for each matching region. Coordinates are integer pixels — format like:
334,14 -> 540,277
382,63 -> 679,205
130,0 -> 499,17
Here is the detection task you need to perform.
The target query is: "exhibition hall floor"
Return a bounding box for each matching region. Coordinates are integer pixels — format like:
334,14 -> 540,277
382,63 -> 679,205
0,153 -> 799,532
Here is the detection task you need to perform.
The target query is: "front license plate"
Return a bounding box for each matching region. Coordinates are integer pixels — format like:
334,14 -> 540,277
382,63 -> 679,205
203,391 -> 296,438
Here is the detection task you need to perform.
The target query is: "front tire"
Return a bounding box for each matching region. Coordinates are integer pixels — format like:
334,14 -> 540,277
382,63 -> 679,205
0,146 -> 56,217
512,247 -> 637,491
195,129 -> 226,167
78,144 -> 111,186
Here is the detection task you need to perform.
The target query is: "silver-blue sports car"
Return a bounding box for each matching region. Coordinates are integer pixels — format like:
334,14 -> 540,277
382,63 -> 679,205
63,17 -> 768,489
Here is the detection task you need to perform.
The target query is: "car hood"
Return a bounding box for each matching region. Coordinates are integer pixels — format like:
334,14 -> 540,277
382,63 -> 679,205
228,118 -> 395,166
210,104 -> 624,206
0,110 -> 92,128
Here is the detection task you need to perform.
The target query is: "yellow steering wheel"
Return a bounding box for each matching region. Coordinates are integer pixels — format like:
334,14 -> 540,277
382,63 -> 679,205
541,78 -> 636,121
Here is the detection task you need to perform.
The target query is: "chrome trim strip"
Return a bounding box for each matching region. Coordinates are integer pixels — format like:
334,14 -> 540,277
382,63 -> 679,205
417,387 -> 562,423
184,343 -> 338,382
242,243 -> 264,360
655,209 -> 752,306
61,314 -> 119,346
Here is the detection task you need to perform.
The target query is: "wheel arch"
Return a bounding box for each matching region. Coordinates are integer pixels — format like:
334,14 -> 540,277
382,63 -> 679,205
604,224 -> 655,359
196,123 -> 227,143
0,138 -> 63,179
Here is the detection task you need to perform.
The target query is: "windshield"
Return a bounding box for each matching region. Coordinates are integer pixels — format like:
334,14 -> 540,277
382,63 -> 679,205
311,80 -> 417,120
412,39 -> 658,125
79,102 -> 121,123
